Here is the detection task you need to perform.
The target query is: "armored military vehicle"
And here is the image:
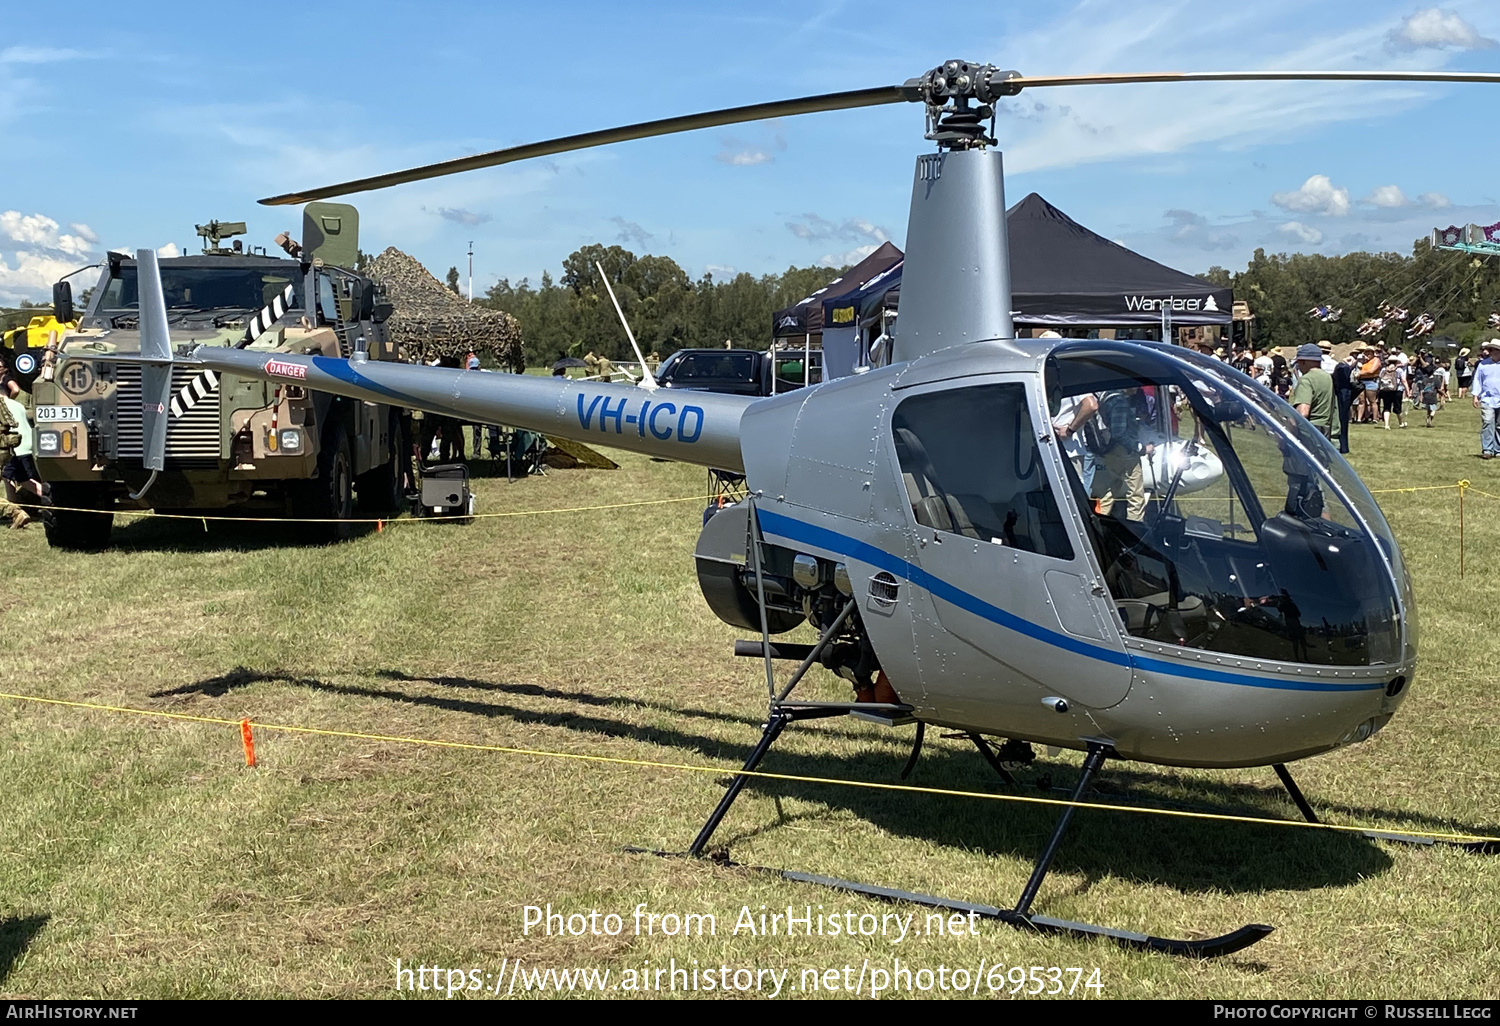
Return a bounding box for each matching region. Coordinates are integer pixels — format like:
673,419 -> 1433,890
29,203 -> 408,548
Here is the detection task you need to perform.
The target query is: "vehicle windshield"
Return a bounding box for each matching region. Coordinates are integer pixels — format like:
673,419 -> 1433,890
91,264 -> 301,316
665,351 -> 759,382
1046,343 -> 1402,667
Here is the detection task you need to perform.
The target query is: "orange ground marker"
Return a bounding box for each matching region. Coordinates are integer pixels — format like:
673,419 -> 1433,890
241,718 -> 257,767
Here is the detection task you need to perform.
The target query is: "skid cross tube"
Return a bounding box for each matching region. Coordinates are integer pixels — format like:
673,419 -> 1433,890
1013,742 -> 1109,916
685,705 -> 845,857
687,711 -> 790,857
687,596 -> 865,858
1274,763 -> 1320,824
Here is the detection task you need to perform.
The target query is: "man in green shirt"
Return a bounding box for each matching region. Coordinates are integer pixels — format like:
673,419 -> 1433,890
1290,343 -> 1335,437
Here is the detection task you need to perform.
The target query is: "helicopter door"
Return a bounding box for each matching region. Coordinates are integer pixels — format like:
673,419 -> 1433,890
890,380 -> 1132,714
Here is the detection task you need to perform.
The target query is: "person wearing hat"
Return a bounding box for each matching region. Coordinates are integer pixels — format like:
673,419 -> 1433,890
1376,347 -> 1407,429
1290,343 -> 1335,438
1355,345 -> 1381,424
1317,339 -> 1337,373
1473,342 -> 1500,458
1457,347 -> 1473,397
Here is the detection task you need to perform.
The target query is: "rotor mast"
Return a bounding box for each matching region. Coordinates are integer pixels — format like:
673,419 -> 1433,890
891,61 -> 1020,364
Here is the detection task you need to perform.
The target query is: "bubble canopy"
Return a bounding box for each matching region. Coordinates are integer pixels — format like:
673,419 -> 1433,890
1044,342 -> 1406,668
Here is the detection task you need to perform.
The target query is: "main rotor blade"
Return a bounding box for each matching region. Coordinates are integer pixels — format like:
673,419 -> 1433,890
258,84 -> 913,206
1007,69 -> 1500,90
260,67 -> 1500,206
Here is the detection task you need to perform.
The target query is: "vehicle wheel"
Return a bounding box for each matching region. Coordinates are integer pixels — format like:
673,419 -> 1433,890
356,413 -> 405,514
289,422 -> 354,542
44,483 -> 114,550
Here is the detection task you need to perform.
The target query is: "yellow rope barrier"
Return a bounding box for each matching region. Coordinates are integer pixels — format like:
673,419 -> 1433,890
33,493 -> 704,524
0,690 -> 1493,847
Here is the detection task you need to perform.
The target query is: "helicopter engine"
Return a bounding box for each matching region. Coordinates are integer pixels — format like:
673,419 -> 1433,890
695,501 -> 882,695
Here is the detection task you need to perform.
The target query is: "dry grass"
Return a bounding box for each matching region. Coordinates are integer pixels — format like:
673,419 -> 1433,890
0,403 -> 1497,1000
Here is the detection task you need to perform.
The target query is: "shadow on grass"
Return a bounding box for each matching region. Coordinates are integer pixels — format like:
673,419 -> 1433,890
151,667 -> 912,750
0,915 -> 48,986
107,514 -> 378,553
152,666 -> 1500,899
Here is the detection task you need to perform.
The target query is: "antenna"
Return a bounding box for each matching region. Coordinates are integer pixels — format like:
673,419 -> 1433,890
595,260 -> 658,390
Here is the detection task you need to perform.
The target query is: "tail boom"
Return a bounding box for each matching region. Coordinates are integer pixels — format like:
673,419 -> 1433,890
190,348 -> 753,472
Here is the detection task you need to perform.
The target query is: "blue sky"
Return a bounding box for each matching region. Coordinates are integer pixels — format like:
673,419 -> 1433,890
2,0 -> 1499,305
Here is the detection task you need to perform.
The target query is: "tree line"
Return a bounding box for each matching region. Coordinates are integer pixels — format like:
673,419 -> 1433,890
474,244 -> 847,366
1203,238 -> 1500,352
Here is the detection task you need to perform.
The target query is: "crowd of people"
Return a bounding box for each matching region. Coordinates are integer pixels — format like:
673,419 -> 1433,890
1197,337 -> 1500,458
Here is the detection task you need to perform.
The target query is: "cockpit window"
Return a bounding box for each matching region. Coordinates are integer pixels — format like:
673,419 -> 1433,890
1046,345 -> 1401,667
893,383 -> 1073,560
1170,345 -> 1416,654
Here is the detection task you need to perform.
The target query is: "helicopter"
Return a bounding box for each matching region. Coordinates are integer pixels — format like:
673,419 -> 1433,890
88,61 -> 1500,957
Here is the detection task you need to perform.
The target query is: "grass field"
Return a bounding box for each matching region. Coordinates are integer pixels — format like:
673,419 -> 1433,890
1,398 -> 1498,1000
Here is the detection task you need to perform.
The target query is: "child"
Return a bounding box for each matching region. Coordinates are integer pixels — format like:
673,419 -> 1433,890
1412,363 -> 1440,427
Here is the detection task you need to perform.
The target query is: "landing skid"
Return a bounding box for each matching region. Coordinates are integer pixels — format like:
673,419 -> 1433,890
671,564 -> 1272,958
778,871 -> 1274,958
654,695 -> 1273,958
1274,763 -> 1500,855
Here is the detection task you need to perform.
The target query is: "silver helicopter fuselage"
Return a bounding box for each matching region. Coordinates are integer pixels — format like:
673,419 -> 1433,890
124,144 -> 1413,769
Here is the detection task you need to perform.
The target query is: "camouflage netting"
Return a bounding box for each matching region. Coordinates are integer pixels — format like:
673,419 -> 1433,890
367,247 -> 525,370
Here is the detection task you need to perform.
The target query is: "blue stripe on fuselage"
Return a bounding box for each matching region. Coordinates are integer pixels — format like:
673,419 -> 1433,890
311,357 -> 473,421
756,508 -> 1386,694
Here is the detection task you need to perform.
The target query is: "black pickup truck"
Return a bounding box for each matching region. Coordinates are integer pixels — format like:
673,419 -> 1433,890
653,348 -> 822,397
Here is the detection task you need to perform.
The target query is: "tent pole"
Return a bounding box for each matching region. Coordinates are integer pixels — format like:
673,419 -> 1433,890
804,333 -> 810,387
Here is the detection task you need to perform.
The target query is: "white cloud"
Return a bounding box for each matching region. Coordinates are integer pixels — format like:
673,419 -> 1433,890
436,207 -> 492,226
156,243 -> 180,258
1278,221 -> 1324,245
1163,208 -> 1239,251
718,148 -> 773,166
991,4 -> 1481,176
0,251 -> 89,306
818,244 -> 879,268
0,210 -> 103,302
715,133 -> 786,167
609,216 -> 653,250
1388,9 -> 1497,50
1365,185 -> 1409,207
0,46 -> 89,64
704,264 -> 736,277
1272,175 -> 1351,217
786,213 -> 890,245
1,211 -> 95,255
1417,191 -> 1451,209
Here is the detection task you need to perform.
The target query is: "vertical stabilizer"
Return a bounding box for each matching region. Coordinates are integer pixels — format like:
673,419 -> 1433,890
134,248 -> 174,477
890,148 -> 1013,364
